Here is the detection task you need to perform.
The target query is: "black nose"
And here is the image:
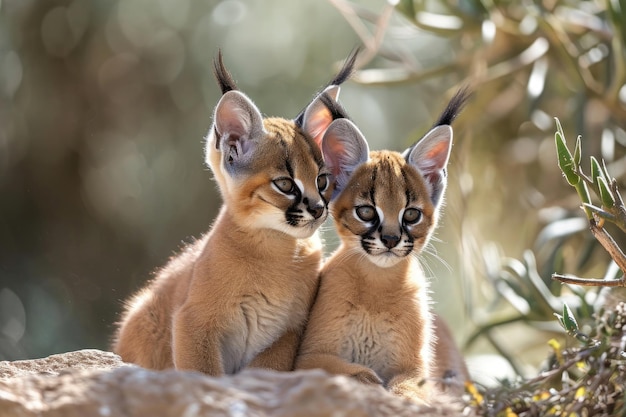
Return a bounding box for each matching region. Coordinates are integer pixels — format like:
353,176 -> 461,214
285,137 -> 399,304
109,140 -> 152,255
307,203 -> 325,219
381,235 -> 400,249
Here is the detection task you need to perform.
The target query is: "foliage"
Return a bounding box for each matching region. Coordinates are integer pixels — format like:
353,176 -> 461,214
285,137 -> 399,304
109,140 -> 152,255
449,115 -> 626,415
464,301 -> 626,416
553,118 -> 626,287
457,118 -> 626,415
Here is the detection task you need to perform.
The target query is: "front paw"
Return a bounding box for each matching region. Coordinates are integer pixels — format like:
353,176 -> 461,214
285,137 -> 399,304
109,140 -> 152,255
388,379 -> 429,404
351,369 -> 383,385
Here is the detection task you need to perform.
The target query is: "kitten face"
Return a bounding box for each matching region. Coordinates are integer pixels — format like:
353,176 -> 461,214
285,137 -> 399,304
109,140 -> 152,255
208,116 -> 332,239
332,151 -> 437,267
204,50 -> 362,240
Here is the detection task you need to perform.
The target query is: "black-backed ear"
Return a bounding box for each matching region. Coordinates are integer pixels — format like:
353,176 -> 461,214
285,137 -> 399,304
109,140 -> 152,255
293,48 -> 359,132
404,125 -> 453,207
321,119 -> 370,199
212,90 -> 265,173
300,86 -> 342,147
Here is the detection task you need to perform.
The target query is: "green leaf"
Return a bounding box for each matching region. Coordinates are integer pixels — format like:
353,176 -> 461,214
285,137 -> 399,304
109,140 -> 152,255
577,180 -> 592,208
590,156 -> 605,185
602,159 -> 613,184
555,124 -> 579,186
597,176 -> 615,209
555,117 -> 565,141
555,303 -> 579,334
574,135 -> 582,166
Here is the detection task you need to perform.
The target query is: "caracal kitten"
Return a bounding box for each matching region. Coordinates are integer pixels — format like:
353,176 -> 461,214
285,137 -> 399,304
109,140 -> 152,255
113,50 -> 362,374
296,89 -> 470,402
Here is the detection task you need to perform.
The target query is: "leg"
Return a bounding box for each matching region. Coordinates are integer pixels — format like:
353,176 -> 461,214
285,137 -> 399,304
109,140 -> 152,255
171,304 -> 225,375
431,313 -> 469,396
247,329 -> 299,372
113,292 -> 174,370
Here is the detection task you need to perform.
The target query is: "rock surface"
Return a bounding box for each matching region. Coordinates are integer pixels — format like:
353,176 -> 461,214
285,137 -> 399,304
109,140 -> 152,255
0,350 -> 466,417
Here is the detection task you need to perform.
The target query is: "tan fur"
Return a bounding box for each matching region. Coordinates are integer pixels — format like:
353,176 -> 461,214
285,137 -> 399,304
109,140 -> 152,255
431,313 -> 470,396
296,149 -> 468,403
114,113 -> 331,374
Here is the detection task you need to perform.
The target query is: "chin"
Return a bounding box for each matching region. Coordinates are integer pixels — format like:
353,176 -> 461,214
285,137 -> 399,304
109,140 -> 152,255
283,222 -> 324,239
366,253 -> 406,268
282,228 -> 314,239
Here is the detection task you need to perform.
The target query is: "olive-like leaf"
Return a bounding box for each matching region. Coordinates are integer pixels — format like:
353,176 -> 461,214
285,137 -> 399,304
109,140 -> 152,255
590,156 -> 605,186
555,303 -> 579,334
597,176 -> 615,209
555,128 -> 579,186
574,135 -> 582,166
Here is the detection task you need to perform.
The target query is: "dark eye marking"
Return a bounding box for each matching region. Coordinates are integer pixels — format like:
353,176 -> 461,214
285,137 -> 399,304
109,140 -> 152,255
369,166 -> 378,206
284,159 -> 294,179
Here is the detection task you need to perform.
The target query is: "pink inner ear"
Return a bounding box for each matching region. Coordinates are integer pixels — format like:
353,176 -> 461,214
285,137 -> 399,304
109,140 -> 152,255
425,140 -> 450,171
322,139 -> 346,178
216,105 -> 251,139
307,112 -> 333,148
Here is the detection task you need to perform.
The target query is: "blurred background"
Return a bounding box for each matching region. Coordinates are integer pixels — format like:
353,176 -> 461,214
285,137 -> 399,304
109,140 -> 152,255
2,0 -> 626,385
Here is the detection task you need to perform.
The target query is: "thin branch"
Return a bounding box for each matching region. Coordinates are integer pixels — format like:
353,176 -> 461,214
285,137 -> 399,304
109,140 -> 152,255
590,220 -> 626,274
583,203 -> 617,222
524,344 -> 598,385
327,0 -> 395,67
539,14 -> 604,96
552,273 -> 626,287
327,0 -> 374,50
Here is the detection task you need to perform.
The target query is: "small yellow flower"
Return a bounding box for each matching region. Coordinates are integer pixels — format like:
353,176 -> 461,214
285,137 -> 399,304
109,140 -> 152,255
465,381 -> 484,405
532,391 -> 550,401
497,407 -> 518,417
575,386 -> 586,401
548,338 -> 563,365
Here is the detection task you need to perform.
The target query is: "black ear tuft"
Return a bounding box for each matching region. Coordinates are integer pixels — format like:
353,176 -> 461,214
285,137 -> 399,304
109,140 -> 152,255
213,49 -> 238,94
433,86 -> 471,127
294,47 -> 361,128
327,46 -> 361,87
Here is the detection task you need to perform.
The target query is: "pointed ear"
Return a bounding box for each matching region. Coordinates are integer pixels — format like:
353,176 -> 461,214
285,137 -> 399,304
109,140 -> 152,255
405,125 -> 453,206
301,86 -> 341,147
211,90 -> 265,172
321,119 -> 369,199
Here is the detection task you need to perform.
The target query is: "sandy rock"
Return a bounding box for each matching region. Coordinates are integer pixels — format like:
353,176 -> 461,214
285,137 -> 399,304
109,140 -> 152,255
0,350 -> 465,417
0,349 -> 127,379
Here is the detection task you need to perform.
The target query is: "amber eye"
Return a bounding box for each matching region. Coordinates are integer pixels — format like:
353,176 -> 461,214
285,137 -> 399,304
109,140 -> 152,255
273,178 -> 295,194
356,205 -> 377,222
403,208 -> 422,224
317,174 -> 329,192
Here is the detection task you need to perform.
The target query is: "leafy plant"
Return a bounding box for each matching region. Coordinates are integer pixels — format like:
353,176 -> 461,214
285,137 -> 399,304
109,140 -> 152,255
553,118 -> 626,287
464,301 -> 626,416
459,120 -> 626,416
